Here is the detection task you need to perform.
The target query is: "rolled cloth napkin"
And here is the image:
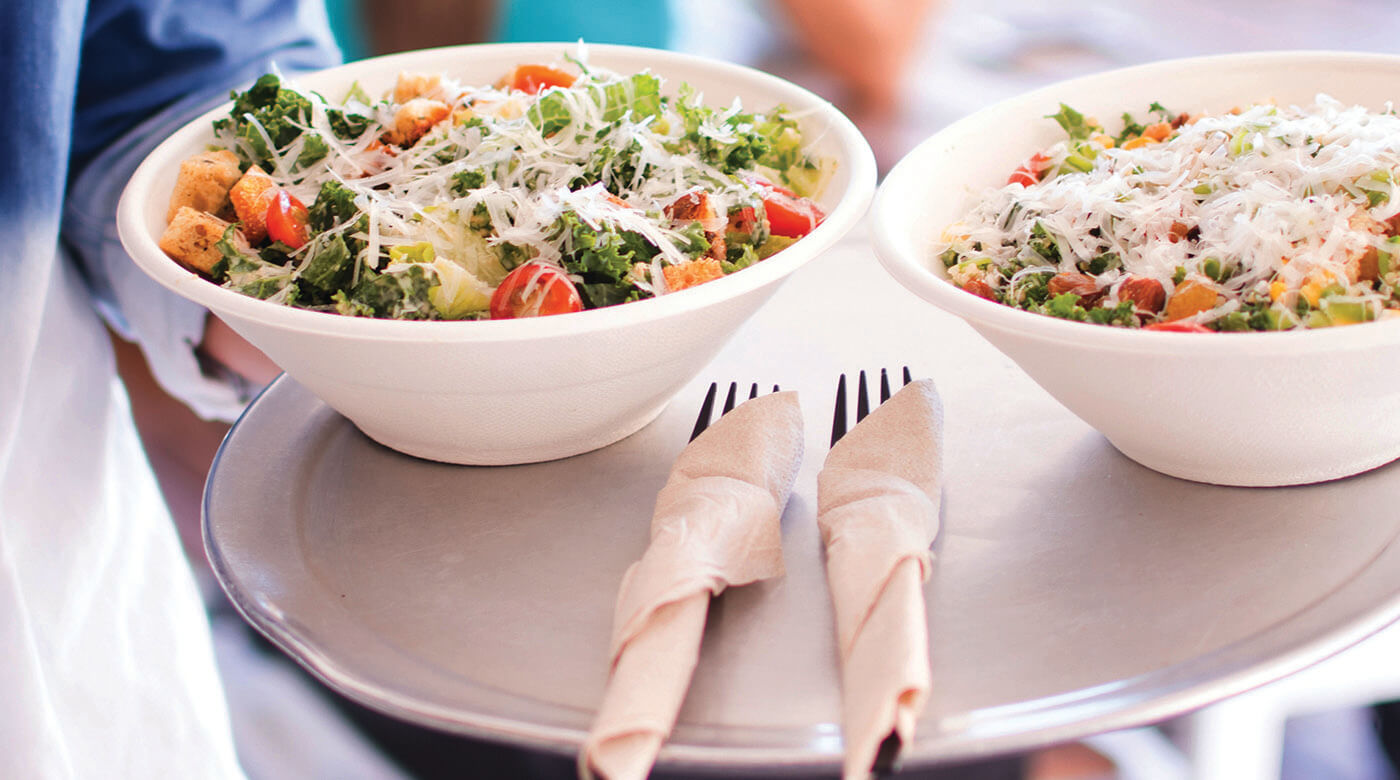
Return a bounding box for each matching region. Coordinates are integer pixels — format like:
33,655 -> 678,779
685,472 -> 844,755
580,390 -> 805,780
817,379 -> 944,779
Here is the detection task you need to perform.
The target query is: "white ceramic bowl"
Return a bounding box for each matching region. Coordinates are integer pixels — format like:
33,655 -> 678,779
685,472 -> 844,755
874,51 -> 1400,487
118,43 -> 875,465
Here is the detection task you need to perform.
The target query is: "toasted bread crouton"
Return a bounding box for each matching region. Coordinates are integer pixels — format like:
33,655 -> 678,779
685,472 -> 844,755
393,72 -> 444,104
166,149 -> 242,223
229,165 -> 278,244
665,190 -> 727,262
383,98 -> 450,147
1342,210 -> 1388,282
159,206 -> 239,275
663,258 -> 725,292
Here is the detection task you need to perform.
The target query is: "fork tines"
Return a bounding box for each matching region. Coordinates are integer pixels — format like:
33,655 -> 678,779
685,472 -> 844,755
830,367 -> 913,447
690,381 -> 782,441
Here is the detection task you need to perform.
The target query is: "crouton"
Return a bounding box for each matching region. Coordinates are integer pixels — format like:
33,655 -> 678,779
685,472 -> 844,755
159,206 -> 239,275
663,259 -> 725,292
393,72 -> 444,104
383,98 -> 450,147
665,190 -> 727,262
228,165 -> 278,244
166,149 -> 242,223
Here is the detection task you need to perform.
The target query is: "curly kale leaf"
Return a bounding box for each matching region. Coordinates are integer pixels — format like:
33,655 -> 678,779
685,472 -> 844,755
299,233 -> 354,294
574,139 -> 644,194
668,84 -> 799,175
450,168 -> 487,196
335,266 -> 435,319
578,282 -> 642,308
288,181 -> 370,300
1043,292 -> 1087,321
215,74 -> 367,172
557,211 -> 656,277
308,180 -> 366,243
554,211 -> 655,307
1086,300 -> 1138,326
215,224 -> 298,299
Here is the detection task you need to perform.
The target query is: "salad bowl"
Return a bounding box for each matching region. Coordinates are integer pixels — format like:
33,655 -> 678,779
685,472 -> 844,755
117,42 -> 875,465
873,51 -> 1400,487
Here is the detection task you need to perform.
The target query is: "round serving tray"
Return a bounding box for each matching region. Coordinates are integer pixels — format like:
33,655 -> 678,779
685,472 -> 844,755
205,235 -> 1400,773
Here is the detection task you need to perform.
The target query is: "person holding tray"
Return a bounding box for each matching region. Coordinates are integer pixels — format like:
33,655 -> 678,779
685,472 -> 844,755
0,0 -> 333,775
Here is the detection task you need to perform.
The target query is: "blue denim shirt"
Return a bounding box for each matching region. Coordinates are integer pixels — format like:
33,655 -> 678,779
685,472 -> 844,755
0,1 -> 335,775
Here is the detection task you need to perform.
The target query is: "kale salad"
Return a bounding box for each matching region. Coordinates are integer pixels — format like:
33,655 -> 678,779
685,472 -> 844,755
158,56 -> 833,320
936,98 -> 1400,332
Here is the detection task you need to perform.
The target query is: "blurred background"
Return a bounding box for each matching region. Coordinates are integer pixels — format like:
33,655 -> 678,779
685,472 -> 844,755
131,1 -> 1400,778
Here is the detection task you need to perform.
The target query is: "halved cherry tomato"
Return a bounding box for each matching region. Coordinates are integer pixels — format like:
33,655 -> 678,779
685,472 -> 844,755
266,190 -> 310,249
1007,152 -> 1052,187
1143,320 -> 1214,333
506,64 -> 577,95
761,189 -> 826,238
756,179 -> 798,198
489,262 -> 583,319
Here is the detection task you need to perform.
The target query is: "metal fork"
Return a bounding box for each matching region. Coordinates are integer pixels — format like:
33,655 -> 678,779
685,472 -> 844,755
690,381 -> 782,441
830,367 -> 913,447
832,366 -> 916,777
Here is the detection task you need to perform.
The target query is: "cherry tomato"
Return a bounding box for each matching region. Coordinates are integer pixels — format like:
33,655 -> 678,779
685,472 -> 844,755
266,190 -> 311,249
489,262 -> 583,319
507,65 -> 577,95
1143,320 -> 1214,333
757,179 -> 798,198
1007,152 -> 1052,187
761,189 -> 826,238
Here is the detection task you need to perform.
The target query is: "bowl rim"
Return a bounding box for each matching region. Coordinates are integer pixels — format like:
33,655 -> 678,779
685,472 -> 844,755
873,49 -> 1400,356
117,41 -> 877,342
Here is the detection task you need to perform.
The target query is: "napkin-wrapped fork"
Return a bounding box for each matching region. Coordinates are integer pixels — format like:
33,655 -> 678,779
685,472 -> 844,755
818,371 -> 943,779
580,385 -> 804,780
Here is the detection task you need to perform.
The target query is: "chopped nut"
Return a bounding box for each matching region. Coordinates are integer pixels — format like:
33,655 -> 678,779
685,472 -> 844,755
1048,272 -> 1102,307
962,279 -> 999,301
1119,276 -> 1166,314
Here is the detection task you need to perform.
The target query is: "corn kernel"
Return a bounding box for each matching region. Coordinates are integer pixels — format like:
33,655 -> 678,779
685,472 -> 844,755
1269,280 -> 1287,302
1092,133 -> 1116,149
1301,281 -> 1323,307
1123,136 -> 1159,150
